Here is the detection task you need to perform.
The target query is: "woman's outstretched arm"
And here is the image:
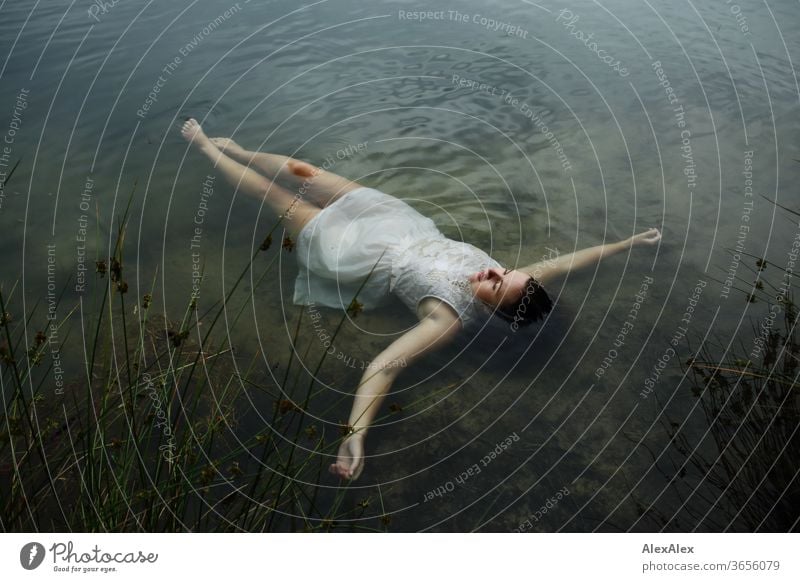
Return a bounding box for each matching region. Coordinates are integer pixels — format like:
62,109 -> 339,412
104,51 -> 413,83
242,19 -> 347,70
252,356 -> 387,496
523,227 -> 661,284
329,300 -> 461,480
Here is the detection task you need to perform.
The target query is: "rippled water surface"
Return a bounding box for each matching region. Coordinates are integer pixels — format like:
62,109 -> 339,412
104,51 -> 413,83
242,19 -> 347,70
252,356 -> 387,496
1,0 -> 799,532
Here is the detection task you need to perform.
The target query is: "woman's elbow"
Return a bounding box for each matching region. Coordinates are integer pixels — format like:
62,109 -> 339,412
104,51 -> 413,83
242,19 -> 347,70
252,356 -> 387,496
366,357 -> 408,378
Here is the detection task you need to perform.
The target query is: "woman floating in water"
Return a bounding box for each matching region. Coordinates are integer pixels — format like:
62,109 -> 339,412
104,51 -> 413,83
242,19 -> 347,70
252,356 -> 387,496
180,118 -> 661,480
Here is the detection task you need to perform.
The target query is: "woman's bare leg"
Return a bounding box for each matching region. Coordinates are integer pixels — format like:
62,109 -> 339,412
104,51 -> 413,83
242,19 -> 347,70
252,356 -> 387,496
181,119 -> 318,237
208,137 -> 362,208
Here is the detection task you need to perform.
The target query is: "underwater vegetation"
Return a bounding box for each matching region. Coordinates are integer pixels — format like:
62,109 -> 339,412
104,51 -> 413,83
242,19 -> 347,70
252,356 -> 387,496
632,198 -> 799,532
0,172 -> 393,532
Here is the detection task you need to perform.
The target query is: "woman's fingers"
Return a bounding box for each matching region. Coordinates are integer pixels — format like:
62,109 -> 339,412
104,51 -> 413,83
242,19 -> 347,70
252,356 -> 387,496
634,228 -> 661,245
328,460 -> 355,480
332,463 -> 348,479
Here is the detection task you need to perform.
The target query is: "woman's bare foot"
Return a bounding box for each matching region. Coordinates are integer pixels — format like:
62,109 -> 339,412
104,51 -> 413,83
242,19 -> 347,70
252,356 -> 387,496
208,137 -> 246,157
180,118 -> 215,152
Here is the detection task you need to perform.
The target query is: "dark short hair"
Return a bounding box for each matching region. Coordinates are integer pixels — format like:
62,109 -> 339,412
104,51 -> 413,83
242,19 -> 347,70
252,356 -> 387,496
493,276 -> 553,329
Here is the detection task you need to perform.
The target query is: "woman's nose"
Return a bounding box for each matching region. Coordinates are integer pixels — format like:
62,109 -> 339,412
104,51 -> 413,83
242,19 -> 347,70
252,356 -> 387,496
488,268 -> 504,278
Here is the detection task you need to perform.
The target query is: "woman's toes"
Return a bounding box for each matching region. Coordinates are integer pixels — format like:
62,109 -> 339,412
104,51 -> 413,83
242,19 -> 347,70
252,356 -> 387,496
180,118 -> 198,141
180,118 -> 211,147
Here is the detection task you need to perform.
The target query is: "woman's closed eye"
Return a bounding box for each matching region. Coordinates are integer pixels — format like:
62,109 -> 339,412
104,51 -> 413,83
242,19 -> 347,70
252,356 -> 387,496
493,269 -> 510,291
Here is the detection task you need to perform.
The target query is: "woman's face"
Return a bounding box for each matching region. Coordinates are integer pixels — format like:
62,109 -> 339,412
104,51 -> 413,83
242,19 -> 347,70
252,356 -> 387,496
469,267 -> 529,308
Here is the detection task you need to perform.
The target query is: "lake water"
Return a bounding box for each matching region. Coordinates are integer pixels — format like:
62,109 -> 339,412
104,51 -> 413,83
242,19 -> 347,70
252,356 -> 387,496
1,0 -> 799,531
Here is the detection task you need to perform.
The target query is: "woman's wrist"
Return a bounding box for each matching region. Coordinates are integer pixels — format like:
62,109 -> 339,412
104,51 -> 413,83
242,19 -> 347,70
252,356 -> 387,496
346,426 -> 367,439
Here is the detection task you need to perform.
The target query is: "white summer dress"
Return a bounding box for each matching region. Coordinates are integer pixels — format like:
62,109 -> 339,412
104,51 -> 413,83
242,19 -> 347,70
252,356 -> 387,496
294,187 -> 501,329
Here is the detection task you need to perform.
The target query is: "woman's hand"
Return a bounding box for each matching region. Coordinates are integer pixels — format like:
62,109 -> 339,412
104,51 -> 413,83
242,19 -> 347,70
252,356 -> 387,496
627,227 -> 662,247
329,433 -> 365,480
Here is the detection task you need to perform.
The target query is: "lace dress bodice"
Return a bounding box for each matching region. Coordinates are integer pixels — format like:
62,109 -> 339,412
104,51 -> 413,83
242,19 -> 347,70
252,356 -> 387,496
390,235 -> 500,328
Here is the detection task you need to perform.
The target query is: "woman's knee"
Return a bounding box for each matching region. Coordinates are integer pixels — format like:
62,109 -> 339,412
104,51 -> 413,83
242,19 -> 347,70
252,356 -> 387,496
287,160 -> 319,179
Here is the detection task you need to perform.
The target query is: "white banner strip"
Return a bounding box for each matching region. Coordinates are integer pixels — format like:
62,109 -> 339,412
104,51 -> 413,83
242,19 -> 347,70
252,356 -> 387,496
1,533 -> 797,581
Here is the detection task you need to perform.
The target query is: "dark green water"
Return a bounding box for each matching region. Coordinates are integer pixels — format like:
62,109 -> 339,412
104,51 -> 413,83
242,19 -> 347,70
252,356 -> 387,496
1,0 -> 799,531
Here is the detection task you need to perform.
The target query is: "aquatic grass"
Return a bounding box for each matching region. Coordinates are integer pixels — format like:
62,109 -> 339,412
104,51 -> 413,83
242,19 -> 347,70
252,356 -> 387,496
0,282 -> 80,529
0,173 -> 397,532
632,201 -> 800,532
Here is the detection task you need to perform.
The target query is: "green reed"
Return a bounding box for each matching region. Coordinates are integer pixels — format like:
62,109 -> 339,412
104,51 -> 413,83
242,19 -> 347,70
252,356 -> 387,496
635,200 -> 800,532
0,173 -> 396,532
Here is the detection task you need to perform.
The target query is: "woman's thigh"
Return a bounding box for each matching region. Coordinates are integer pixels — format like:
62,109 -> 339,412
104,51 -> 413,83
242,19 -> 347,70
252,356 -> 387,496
280,195 -> 320,237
